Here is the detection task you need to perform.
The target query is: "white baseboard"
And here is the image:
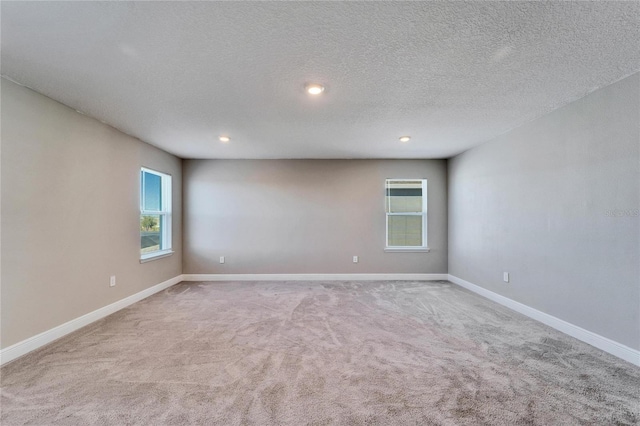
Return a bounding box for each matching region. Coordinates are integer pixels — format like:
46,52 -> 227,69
7,272 -> 634,367
448,274 -> 640,367
0,274 -> 184,366
182,273 -> 449,282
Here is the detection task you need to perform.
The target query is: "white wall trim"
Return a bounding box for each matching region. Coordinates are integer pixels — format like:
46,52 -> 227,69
0,275 -> 184,366
182,273 -> 449,282
448,274 -> 640,367
8,273 -> 633,367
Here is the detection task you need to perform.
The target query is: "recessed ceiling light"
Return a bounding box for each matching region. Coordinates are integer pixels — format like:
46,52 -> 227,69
219,135 -> 230,143
399,136 -> 411,143
305,83 -> 325,95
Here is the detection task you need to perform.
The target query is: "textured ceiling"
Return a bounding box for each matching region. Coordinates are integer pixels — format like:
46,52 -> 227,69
2,2 -> 639,159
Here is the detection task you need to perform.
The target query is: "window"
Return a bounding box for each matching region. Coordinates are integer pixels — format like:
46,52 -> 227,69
385,179 -> 428,250
140,168 -> 172,261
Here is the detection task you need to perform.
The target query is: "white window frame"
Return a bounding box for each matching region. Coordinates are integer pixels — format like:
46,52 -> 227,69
140,167 -> 173,262
385,178 -> 429,252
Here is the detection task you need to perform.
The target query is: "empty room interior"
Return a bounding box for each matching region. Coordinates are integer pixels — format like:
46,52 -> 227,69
1,2 -> 639,425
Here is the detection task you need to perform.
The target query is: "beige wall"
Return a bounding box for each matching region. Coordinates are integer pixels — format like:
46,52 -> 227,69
448,73 -> 640,350
1,78 -> 183,349
183,159 -> 447,274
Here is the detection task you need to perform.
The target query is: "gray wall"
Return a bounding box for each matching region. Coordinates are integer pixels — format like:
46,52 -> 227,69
448,73 -> 640,350
184,159 -> 447,274
1,78 -> 183,349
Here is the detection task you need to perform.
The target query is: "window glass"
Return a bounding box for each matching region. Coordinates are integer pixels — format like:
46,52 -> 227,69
142,171 -> 162,211
385,179 -> 427,249
140,168 -> 171,259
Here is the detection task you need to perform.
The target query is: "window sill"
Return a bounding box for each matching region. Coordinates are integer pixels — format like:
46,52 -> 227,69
140,250 -> 174,263
384,247 -> 431,253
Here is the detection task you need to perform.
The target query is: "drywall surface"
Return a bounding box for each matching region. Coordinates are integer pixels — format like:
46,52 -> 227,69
183,159 -> 447,274
1,78 -> 182,349
448,73 -> 640,350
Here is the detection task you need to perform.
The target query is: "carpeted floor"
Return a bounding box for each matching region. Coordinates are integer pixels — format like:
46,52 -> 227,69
1,280 -> 639,425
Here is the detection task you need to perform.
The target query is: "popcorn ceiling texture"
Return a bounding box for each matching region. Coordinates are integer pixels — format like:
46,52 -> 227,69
1,281 -> 639,425
1,2 -> 639,159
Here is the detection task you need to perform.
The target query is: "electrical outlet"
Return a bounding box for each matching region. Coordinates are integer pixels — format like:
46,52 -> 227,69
219,256 -> 225,264
353,256 -> 359,263
110,276 -> 116,287
503,272 -> 509,283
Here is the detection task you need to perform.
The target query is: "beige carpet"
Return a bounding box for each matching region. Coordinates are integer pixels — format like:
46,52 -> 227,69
1,280 -> 639,425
